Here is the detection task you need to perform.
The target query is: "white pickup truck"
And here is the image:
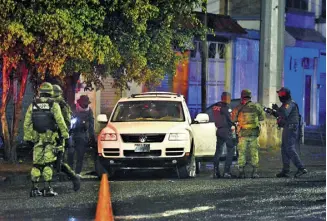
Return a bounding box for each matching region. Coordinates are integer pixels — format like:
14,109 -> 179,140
96,92 -> 217,178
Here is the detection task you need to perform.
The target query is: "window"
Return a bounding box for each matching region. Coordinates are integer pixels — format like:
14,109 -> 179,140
208,43 -> 217,58
111,101 -> 185,122
322,0 -> 326,18
286,0 -> 308,11
217,43 -> 226,59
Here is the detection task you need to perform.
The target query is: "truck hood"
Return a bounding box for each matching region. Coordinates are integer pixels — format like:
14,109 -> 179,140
103,121 -> 189,134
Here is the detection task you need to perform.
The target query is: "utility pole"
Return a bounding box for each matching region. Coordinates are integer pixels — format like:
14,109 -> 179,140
201,0 -> 208,112
258,0 -> 285,106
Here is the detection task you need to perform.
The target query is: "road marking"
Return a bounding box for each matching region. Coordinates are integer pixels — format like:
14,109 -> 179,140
115,206 -> 215,220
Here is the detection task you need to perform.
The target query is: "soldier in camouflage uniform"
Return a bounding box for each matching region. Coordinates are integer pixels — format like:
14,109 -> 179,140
52,84 -> 80,191
231,89 -> 265,178
24,82 -> 69,197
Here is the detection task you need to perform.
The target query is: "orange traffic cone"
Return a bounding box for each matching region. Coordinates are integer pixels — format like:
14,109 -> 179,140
95,173 -> 114,221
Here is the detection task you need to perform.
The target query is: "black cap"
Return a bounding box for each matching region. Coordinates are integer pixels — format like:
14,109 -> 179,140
276,87 -> 290,94
77,95 -> 91,105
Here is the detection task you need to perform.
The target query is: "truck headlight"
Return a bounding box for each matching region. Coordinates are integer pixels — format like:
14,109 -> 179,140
100,133 -> 117,141
169,133 -> 188,141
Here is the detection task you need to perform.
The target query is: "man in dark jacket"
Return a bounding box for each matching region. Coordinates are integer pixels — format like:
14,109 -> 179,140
212,92 -> 235,178
68,95 -> 96,177
274,87 -> 307,178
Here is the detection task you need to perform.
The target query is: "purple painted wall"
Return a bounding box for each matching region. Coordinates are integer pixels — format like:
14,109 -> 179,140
285,12 -> 316,29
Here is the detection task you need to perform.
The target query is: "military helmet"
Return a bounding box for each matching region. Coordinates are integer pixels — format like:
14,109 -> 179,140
39,82 -> 53,96
241,89 -> 252,99
53,84 -> 63,97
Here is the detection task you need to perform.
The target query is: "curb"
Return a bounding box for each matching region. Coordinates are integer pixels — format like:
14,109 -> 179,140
0,172 -> 99,186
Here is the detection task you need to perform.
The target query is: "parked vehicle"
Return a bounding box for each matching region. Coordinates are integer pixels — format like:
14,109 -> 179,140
96,92 -> 217,178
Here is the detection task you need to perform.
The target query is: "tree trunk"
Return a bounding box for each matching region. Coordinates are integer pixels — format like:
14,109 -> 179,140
1,56 -> 13,162
10,63 -> 29,162
64,73 -> 80,110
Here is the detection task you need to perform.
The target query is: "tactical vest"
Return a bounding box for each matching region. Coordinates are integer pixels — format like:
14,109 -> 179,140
286,101 -> 300,125
71,110 -> 91,132
237,102 -> 261,130
213,102 -> 231,129
31,99 -> 57,133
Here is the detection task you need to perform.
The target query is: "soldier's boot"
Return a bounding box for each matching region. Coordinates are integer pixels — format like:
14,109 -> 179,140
72,175 -> 81,192
30,188 -> 43,197
251,167 -> 259,179
294,168 -> 308,178
63,163 -> 81,191
43,183 -> 58,197
213,164 -> 220,179
238,167 -> 245,179
30,182 -> 43,197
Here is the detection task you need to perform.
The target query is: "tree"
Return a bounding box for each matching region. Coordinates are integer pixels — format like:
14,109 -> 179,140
0,0 -> 204,162
102,0 -> 205,90
0,0 -> 120,162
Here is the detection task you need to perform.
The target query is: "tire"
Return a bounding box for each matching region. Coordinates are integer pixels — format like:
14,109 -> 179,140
177,154 -> 196,179
95,156 -> 115,179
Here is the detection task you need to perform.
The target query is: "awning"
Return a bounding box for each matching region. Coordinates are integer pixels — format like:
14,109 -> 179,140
195,12 -> 247,35
286,26 -> 326,43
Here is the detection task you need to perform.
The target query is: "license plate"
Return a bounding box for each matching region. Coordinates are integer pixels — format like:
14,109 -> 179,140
134,144 -> 150,152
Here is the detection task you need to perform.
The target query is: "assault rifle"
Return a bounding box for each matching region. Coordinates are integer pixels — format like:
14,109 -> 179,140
263,106 -> 279,119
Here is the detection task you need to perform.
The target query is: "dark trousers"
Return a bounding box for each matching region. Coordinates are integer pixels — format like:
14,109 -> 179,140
213,135 -> 235,174
281,126 -> 304,172
68,136 -> 88,174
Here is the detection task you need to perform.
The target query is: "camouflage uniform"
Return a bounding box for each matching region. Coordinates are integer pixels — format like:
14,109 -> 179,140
52,84 -> 80,191
24,82 -> 69,197
231,89 -> 265,178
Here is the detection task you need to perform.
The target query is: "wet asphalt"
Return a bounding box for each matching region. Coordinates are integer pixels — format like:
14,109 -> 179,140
0,146 -> 325,221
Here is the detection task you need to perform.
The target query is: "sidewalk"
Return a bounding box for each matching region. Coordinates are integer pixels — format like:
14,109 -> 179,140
0,149 -> 97,185
0,144 -> 325,185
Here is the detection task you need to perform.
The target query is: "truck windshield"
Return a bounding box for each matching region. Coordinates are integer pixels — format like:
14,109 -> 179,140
111,101 -> 185,122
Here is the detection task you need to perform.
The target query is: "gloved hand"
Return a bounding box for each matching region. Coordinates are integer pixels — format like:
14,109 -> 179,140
272,103 -> 279,110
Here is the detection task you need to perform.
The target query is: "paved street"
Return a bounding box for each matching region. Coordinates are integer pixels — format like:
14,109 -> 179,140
0,145 -> 325,221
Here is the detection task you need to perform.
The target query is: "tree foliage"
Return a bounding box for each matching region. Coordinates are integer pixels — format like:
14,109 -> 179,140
0,0 -> 204,161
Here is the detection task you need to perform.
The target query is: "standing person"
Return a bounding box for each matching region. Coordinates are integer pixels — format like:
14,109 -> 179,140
52,84 -> 80,191
274,87 -> 308,178
24,82 -> 69,197
231,89 -> 265,178
68,95 -> 96,177
212,92 -> 235,178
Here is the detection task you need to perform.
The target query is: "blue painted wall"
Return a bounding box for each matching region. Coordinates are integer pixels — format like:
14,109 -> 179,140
284,46 -> 326,124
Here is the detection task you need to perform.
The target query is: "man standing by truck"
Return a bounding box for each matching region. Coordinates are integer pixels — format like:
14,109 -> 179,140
212,92 -> 235,178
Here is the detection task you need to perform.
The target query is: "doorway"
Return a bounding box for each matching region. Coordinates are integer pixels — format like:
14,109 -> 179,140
319,73 -> 326,126
304,75 -> 311,125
